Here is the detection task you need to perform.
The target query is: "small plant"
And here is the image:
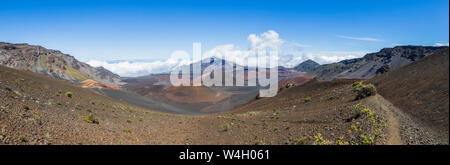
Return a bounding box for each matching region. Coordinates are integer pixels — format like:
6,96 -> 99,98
304,97 -> 311,103
123,129 -> 132,133
19,136 -> 27,142
126,119 -> 132,123
82,114 -> 99,124
352,82 -> 364,89
75,103 -> 82,109
22,104 -> 30,111
4,85 -> 12,91
359,135 -> 375,145
335,137 -> 346,145
34,112 -> 42,125
65,91 -> 73,98
0,106 -> 6,113
127,106 -> 134,113
314,133 -> 331,145
374,129 -> 382,137
223,122 -> 231,131
327,95 -> 338,100
10,94 -> 17,99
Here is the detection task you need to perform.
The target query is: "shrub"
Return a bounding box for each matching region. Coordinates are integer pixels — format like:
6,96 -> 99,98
223,122 -> 231,131
126,119 -> 132,123
352,82 -> 364,89
22,104 -> 30,111
19,136 -> 27,142
4,85 -> 12,91
314,133 -> 331,145
34,112 -> 42,125
304,97 -> 311,102
75,103 -> 81,109
65,92 -> 73,98
82,114 -> 99,124
352,83 -> 377,100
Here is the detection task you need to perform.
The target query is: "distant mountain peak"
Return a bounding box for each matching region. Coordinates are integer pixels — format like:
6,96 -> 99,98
293,59 -> 320,73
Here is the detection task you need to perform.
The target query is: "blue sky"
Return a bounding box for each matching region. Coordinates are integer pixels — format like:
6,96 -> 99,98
0,0 -> 448,75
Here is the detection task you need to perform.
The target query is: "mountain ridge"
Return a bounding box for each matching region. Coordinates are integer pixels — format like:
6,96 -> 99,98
0,42 -> 122,86
309,45 -> 448,80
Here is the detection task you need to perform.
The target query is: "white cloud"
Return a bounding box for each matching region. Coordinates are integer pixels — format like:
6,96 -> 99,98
303,51 -> 368,64
203,30 -> 286,67
435,42 -> 449,46
337,35 -> 382,42
248,30 -> 284,51
87,57 -> 190,77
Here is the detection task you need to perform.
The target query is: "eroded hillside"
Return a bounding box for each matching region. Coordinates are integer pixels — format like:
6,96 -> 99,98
0,42 -> 122,85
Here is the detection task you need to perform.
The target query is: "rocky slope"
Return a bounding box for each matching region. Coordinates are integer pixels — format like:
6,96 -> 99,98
310,46 -> 448,80
0,42 -> 122,85
368,48 -> 449,143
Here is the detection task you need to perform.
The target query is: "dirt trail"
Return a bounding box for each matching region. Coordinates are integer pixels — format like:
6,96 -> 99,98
371,95 -> 403,145
366,94 -> 445,145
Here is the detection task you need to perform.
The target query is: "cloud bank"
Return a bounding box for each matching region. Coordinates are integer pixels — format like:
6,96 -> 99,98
87,58 -> 190,77
435,42 -> 449,46
88,30 -> 368,77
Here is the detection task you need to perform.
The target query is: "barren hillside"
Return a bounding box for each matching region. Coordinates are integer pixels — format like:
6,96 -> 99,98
368,48 -> 449,143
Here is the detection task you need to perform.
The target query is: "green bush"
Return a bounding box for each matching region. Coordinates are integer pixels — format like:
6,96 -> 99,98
352,82 -> 364,89
75,103 -> 81,109
4,85 -> 12,91
19,136 -> 27,142
22,104 -> 30,111
82,114 -> 99,124
304,97 -> 311,102
65,91 -> 73,98
352,83 -> 377,99
223,122 -> 231,131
